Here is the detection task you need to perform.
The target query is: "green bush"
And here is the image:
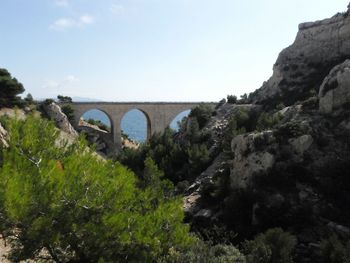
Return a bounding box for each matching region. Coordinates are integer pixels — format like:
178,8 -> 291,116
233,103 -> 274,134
243,228 -> 296,263
24,93 -> 34,104
0,68 -> 25,107
119,124 -> 212,184
227,95 -> 237,104
189,104 -> 214,129
57,95 -> 72,103
61,104 -> 75,123
159,240 -> 246,263
320,234 -> 350,263
0,115 -> 193,262
222,109 -> 250,151
85,118 -> 110,132
256,112 -> 282,132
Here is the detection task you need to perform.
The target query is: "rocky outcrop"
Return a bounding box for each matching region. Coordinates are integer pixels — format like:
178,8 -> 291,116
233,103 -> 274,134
319,59 -> 350,114
251,12 -> 350,107
77,125 -> 113,157
230,131 -> 276,189
0,123 -> 8,148
43,103 -> 78,137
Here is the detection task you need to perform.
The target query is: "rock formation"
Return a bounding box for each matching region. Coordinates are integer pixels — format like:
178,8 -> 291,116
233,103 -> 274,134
319,59 -> 350,114
250,12 -> 350,108
183,10 -> 350,262
43,102 -> 78,137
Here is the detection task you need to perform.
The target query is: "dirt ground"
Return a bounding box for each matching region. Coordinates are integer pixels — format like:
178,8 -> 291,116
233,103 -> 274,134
0,236 -> 10,263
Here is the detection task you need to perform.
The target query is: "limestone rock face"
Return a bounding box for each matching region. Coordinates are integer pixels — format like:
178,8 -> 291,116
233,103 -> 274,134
319,59 -> 350,114
251,13 -> 350,106
289,134 -> 314,154
230,131 -> 276,189
44,103 -> 78,137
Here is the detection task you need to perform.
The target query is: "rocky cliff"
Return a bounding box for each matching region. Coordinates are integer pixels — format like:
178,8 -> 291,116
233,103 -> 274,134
184,11 -> 350,262
250,12 -> 350,108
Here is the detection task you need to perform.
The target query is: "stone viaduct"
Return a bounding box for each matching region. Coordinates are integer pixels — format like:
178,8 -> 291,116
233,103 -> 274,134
69,102 -> 216,151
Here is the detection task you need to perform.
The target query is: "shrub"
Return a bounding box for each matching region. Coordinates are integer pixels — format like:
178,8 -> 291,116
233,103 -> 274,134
320,234 -> 349,263
222,109 -> 250,151
0,68 -> 25,107
243,228 -> 296,263
24,93 -> 34,104
61,104 -> 75,123
256,112 -> 282,132
43,98 -> 54,105
159,240 -> 246,263
189,104 -> 214,129
0,115 -> 193,262
85,118 -> 110,132
227,95 -> 237,104
57,95 -> 72,103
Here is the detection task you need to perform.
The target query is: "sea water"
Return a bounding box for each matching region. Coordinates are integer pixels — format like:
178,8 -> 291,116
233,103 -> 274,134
81,109 -> 190,142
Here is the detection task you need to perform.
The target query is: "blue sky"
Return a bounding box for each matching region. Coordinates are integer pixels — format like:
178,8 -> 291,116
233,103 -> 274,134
0,0 -> 348,101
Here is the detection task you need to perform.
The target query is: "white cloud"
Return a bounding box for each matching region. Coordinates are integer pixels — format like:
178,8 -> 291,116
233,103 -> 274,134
54,0 -> 69,7
80,15 -> 94,25
49,15 -> 95,31
42,75 -> 80,94
110,4 -> 125,15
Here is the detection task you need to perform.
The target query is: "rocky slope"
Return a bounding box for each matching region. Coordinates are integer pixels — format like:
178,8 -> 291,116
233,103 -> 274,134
184,11 -> 350,262
250,12 -> 350,108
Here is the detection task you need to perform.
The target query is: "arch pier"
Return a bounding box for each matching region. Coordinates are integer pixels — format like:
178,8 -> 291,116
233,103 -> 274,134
70,102 -> 216,153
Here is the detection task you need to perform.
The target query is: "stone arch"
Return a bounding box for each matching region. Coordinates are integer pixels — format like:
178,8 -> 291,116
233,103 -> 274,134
169,109 -> 191,131
78,108 -> 114,134
120,108 -> 152,142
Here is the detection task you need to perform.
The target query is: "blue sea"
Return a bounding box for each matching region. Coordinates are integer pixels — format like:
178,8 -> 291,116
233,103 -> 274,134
81,109 -> 190,142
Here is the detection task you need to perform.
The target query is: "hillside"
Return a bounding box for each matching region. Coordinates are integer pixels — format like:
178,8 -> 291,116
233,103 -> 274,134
1,9 -> 350,263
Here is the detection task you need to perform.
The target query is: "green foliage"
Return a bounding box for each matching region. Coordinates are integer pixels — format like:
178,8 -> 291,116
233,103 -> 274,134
256,112 -> 282,132
320,234 -> 350,263
119,123 -> 212,184
227,95 -> 237,104
276,103 -> 285,111
238,93 -> 250,104
61,104 -> 75,123
187,143 -> 210,175
140,157 -> 174,197
159,240 -> 246,263
0,115 -> 193,262
189,104 -> 214,129
57,95 -> 72,103
0,68 -> 25,107
43,98 -> 54,105
24,93 -> 34,104
243,228 -> 297,263
222,109 -> 251,151
85,118 -> 110,132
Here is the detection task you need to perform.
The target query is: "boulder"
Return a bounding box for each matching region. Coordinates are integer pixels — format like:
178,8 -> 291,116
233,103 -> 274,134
319,59 -> 350,114
289,134 -> 314,154
230,131 -> 275,189
44,103 -> 78,137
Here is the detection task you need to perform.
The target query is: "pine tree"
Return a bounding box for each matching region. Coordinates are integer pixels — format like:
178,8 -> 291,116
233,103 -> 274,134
0,115 -> 193,262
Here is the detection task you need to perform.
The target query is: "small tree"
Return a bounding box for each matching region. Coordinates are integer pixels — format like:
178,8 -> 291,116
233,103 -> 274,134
61,105 -> 75,123
0,68 -> 24,107
189,104 -> 213,129
243,228 -> 296,263
24,93 -> 34,104
0,115 -> 194,262
227,95 -> 237,104
57,95 -> 72,103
